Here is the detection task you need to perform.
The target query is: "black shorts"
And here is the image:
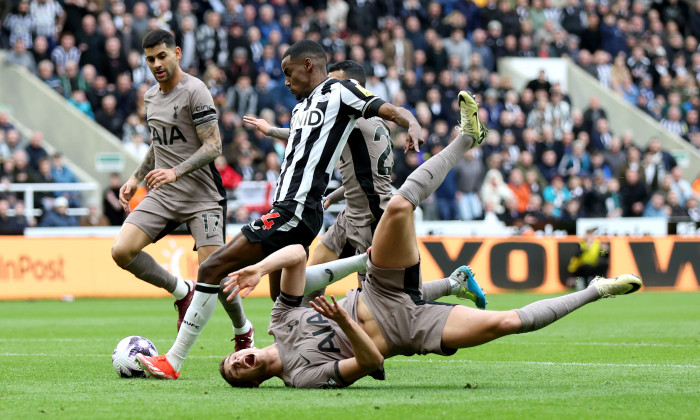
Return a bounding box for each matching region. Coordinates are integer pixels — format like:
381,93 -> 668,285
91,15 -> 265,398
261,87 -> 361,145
241,202 -> 322,256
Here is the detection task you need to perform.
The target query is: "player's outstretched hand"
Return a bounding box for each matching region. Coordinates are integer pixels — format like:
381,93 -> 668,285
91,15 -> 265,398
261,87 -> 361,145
223,265 -> 262,299
118,178 -> 138,214
145,168 -> 177,191
310,295 -> 349,324
243,116 -> 271,136
404,124 -> 424,153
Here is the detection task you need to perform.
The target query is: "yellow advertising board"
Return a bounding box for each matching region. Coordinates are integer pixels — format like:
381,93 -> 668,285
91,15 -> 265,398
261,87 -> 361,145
0,235 -> 698,300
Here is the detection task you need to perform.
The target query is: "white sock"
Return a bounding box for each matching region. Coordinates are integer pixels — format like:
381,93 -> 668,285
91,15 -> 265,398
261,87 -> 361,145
166,283 -> 219,371
303,253 -> 368,295
171,278 -> 190,300
233,319 -> 252,335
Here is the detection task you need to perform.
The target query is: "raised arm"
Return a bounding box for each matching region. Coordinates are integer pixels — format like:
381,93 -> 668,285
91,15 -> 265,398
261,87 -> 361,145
376,103 -> 423,153
222,244 -> 307,298
145,119 -> 222,191
310,295 -> 384,384
119,145 -> 155,212
243,115 -> 290,141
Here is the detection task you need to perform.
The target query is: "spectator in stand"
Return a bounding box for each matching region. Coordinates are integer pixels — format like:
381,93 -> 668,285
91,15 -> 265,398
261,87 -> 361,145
51,31 -> 81,76
99,37 -> 130,85
76,14 -> 103,70
225,75 -> 257,118
114,74 -> 137,118
233,149 -> 261,182
620,168 -> 649,217
646,138 -> 678,173
214,155 -> 241,194
666,191 -> 687,219
5,38 -> 37,74
3,0 -> 34,50
507,167 -> 531,214
197,10 -> 229,73
643,192 -> 670,218
454,149 -> 484,220
669,166 -> 694,204
39,196 -> 78,227
0,197 -> 26,234
102,172 -> 125,226
590,117 -> 614,151
68,89 -> 94,118
558,139 -> 591,180
543,175 -> 571,218
24,131 -> 48,172
123,132 -> 150,160
481,163 -> 514,216
36,59 -> 62,93
80,202 -> 110,226
10,149 -> 38,185
31,35 -> 51,65
59,60 -> 88,98
95,94 -> 124,139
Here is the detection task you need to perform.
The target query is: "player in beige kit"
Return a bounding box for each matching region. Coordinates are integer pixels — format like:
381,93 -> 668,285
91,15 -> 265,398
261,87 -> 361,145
111,30 -> 248,337
217,92 -> 643,389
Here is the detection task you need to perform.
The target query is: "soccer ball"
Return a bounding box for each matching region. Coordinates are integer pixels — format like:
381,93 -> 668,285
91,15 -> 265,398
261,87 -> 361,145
112,336 -> 158,378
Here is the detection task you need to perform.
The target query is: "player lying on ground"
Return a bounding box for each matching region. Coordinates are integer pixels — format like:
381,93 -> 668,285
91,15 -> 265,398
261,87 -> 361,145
209,92 -> 642,388
139,92 -> 642,387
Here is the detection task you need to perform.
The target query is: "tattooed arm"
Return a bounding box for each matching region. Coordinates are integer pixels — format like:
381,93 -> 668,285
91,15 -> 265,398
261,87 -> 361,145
144,119 -> 223,191
119,145 -> 155,212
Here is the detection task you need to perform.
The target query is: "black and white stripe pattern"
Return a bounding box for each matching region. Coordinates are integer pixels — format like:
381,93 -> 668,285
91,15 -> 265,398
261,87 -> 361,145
274,78 -> 384,219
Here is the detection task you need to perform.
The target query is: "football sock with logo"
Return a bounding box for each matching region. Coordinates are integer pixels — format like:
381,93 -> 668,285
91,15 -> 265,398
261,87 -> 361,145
421,277 -> 461,301
123,251 -> 179,295
514,287 -> 600,333
397,134 -> 474,207
302,253 -> 369,295
218,288 -> 248,330
166,283 -> 219,371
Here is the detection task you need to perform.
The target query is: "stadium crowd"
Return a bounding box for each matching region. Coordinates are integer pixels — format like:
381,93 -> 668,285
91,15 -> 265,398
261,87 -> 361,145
2,0 -> 700,232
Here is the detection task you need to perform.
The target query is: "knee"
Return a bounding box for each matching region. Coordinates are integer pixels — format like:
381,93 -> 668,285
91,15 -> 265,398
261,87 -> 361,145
385,195 -> 414,219
496,311 -> 523,335
111,241 -> 135,268
198,257 -> 222,285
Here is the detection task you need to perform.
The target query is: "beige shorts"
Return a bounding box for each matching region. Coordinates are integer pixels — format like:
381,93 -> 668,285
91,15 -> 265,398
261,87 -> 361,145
125,195 -> 225,249
360,258 -> 456,357
321,209 -> 373,258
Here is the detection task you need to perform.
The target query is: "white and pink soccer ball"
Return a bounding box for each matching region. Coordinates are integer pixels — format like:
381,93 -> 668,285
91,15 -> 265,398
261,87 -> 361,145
112,336 -> 158,378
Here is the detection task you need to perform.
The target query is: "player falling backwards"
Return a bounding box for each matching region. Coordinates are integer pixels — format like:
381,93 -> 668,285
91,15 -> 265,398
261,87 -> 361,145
201,92 -> 642,388
135,40 -> 425,378
111,29 -> 246,336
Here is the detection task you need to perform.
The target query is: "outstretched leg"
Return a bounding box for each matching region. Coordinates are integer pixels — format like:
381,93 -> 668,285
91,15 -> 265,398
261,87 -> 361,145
158,233 -> 265,374
441,274 -> 643,349
372,92 -> 487,269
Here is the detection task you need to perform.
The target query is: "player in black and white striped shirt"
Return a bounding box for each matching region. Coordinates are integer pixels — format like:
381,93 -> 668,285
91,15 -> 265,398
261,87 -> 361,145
137,40 -> 423,380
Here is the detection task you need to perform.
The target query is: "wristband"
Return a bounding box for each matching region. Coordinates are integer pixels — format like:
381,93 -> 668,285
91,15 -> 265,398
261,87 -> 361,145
171,168 -> 178,180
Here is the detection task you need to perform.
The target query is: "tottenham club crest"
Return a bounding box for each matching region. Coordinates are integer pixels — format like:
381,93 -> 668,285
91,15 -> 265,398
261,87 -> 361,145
173,105 -> 179,119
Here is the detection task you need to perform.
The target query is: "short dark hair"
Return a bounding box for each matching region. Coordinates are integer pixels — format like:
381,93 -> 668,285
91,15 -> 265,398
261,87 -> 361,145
328,60 -> 367,86
282,40 -> 326,64
142,29 -> 176,50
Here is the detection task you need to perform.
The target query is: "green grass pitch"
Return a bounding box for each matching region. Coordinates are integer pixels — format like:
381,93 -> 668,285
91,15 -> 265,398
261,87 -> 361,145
1,292 -> 698,419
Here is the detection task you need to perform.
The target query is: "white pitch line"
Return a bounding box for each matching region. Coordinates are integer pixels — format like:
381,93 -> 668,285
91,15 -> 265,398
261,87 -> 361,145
0,338 -> 697,348
0,353 -> 697,369
387,360 -> 700,369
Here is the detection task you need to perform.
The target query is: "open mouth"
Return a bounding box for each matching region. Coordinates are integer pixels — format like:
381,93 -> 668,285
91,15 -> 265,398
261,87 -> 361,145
155,70 -> 166,78
242,354 -> 256,368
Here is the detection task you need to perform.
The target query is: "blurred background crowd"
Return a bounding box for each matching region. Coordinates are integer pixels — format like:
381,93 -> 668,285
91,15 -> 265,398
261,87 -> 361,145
1,0 -> 700,232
